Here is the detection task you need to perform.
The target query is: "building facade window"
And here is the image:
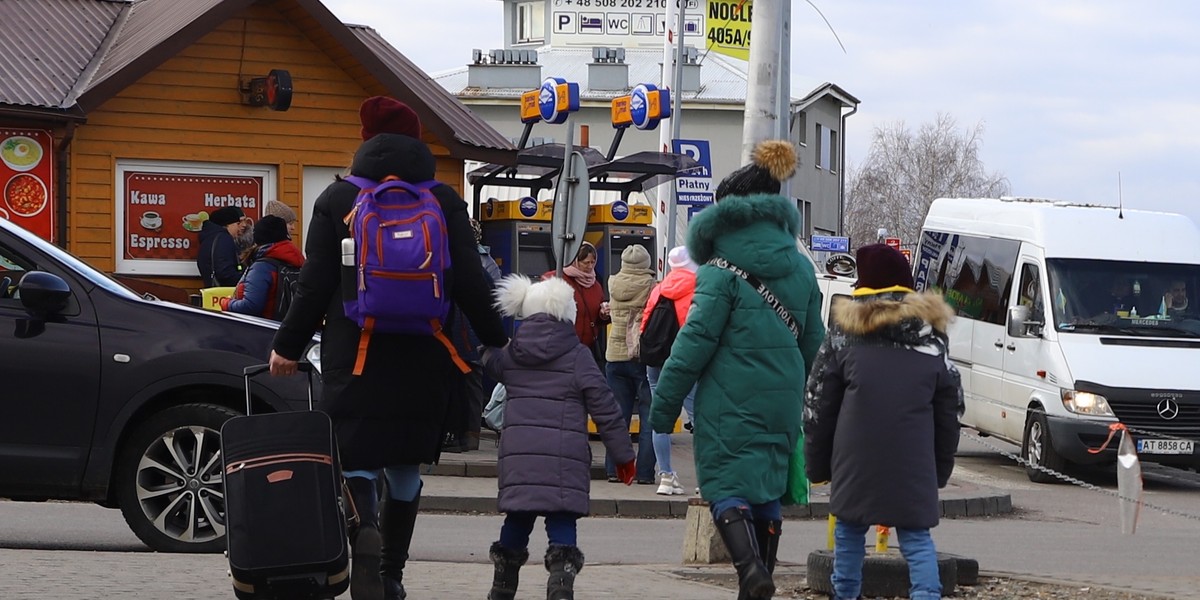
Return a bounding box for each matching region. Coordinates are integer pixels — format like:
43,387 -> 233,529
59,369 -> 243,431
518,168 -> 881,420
517,1 -> 545,44
793,110 -> 807,146
815,124 -> 826,169
829,129 -> 839,174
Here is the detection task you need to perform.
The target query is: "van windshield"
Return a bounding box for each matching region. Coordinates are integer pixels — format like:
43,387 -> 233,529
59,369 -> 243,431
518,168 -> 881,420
1047,258 -> 1200,336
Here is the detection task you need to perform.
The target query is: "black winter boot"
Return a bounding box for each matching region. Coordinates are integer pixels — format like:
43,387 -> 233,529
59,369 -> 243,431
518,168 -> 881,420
714,507 -> 775,600
345,477 -> 383,600
487,541 -> 529,600
379,495 -> 420,600
544,544 -> 584,600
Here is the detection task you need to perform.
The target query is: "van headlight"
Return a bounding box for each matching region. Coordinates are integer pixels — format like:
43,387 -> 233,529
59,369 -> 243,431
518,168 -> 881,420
1061,390 -> 1114,417
305,343 -> 322,376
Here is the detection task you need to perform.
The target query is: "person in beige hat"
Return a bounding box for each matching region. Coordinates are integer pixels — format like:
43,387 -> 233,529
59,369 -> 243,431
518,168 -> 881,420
264,199 -> 298,238
602,244 -> 658,484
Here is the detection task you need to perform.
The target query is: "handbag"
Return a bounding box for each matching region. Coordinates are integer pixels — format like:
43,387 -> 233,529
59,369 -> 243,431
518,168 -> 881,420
707,257 -> 809,505
482,383 -> 507,431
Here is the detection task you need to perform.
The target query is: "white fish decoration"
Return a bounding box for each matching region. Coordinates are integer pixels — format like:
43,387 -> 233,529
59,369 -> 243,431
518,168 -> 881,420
1116,429 -> 1143,535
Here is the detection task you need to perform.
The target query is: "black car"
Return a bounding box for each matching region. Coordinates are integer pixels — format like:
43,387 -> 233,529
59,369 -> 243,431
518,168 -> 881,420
0,218 -> 318,553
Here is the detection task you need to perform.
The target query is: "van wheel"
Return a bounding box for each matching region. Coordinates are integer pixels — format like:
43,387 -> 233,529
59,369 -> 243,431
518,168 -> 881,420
1022,410 -> 1067,484
114,403 -> 239,553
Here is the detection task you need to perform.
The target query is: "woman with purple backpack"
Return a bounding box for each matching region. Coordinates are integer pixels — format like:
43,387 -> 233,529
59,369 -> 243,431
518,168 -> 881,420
268,96 -> 508,600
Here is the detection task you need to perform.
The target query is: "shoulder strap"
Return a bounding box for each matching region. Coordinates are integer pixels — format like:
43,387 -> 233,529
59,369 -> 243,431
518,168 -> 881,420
706,257 -> 800,342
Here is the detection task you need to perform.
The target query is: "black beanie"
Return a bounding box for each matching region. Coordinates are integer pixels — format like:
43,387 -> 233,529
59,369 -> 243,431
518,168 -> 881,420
253,215 -> 290,245
209,206 -> 244,227
714,140 -> 798,201
854,243 -> 914,290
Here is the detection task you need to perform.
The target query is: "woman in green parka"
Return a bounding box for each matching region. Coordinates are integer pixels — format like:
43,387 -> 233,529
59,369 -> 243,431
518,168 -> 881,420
650,141 -> 824,600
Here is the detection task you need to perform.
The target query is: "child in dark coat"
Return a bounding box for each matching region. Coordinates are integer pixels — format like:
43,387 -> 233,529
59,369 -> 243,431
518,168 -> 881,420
482,274 -> 636,600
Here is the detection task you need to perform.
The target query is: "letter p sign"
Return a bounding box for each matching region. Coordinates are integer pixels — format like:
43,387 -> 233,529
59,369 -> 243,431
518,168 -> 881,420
555,12 -> 575,33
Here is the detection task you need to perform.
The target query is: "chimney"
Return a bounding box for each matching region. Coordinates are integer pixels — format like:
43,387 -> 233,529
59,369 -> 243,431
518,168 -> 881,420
468,48 -> 542,89
587,47 -> 629,92
680,46 -> 701,93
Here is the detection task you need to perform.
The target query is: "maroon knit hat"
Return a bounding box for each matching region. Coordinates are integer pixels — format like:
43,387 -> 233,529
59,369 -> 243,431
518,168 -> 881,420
359,96 -> 421,141
854,243 -> 914,290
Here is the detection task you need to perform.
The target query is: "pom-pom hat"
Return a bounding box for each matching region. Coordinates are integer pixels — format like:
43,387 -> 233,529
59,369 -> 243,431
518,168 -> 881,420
714,140 -> 798,202
359,96 -> 422,141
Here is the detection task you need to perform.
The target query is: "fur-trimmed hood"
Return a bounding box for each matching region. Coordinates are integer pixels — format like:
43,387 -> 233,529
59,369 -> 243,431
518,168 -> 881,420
685,193 -> 806,280
833,291 -> 954,338
493,274 -> 576,322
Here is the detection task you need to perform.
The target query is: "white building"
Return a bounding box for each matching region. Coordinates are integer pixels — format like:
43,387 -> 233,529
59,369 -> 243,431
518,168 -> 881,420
436,0 -> 859,240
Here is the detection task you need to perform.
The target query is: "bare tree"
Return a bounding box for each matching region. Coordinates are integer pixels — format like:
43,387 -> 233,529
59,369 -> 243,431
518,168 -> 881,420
845,114 -> 1010,249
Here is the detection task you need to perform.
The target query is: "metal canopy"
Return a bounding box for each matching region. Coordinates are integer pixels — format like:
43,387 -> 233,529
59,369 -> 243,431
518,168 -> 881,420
470,145 -> 702,207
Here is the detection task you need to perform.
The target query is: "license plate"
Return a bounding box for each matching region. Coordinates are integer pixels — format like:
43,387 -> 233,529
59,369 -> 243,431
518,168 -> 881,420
1136,439 -> 1195,454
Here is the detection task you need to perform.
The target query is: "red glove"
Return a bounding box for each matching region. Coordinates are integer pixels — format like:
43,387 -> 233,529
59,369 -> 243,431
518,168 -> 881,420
218,297 -> 230,311
616,460 -> 636,486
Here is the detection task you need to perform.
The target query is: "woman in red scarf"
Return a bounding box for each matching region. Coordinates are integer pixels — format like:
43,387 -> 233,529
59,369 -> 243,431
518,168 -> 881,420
544,242 -> 610,362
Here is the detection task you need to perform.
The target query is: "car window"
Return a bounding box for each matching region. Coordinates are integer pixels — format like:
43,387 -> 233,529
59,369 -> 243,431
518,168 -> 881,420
0,243 -> 32,302
1017,263 -> 1044,321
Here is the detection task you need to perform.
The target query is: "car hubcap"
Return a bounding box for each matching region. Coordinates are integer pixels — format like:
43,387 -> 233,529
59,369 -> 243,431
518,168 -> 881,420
135,425 -> 225,545
1028,421 -> 1045,465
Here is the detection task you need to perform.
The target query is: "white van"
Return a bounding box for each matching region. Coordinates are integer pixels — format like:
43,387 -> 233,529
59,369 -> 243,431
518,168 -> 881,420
915,197 -> 1200,482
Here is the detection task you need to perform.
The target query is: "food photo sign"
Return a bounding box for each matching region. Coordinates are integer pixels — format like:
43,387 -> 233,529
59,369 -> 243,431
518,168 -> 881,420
115,161 -> 275,276
1,129 -> 55,241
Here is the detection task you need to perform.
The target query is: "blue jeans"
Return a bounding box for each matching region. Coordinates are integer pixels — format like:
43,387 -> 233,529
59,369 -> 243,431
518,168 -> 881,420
709,497 -> 782,522
343,465 -> 421,501
498,511 -> 579,549
646,366 -> 695,475
832,519 -> 941,600
604,360 -> 655,481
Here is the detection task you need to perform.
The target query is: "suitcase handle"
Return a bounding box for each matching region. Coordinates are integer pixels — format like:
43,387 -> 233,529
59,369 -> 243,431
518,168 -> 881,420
243,362 -> 315,415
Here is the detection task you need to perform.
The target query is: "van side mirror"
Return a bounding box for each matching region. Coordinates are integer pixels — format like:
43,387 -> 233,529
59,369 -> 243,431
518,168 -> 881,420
1007,304 -> 1043,338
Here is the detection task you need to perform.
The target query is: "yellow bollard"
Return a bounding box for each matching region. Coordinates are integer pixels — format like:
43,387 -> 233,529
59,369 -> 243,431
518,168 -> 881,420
827,514 -> 836,551
875,525 -> 890,553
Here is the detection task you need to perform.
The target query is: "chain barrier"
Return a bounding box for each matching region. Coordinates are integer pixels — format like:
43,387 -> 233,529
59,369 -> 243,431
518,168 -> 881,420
961,390 -> 1199,443
959,429 -> 1200,524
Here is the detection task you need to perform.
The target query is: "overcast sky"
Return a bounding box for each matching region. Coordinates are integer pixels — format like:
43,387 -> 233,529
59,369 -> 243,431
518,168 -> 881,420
323,0 -> 1200,224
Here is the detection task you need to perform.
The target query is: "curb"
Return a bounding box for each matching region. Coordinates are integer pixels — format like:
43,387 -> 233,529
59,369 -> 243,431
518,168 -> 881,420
420,492 -> 1014,520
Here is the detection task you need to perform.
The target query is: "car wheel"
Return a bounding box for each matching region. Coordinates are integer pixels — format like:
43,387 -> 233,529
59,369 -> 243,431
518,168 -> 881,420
1022,409 -> 1067,484
115,403 -> 239,553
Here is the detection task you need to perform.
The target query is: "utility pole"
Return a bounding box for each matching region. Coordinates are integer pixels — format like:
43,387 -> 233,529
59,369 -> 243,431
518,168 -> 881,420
656,0 -> 682,275
741,0 -> 785,163
776,0 -> 792,200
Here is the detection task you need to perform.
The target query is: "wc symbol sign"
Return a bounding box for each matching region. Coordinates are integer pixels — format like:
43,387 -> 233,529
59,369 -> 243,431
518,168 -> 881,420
672,139 -> 714,205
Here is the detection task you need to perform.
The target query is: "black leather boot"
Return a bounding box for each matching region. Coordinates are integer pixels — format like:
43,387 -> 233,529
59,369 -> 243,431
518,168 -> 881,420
345,477 -> 383,600
544,544 -> 584,600
755,519 -> 782,574
714,507 -> 775,600
487,541 -> 529,600
379,495 -> 420,600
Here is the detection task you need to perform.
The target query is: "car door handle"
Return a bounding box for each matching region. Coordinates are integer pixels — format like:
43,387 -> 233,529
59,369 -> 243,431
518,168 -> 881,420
994,340 -> 1004,348
1006,343 -> 1017,351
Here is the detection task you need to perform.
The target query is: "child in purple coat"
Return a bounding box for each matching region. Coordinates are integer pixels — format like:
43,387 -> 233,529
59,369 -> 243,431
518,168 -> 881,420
482,274 -> 636,600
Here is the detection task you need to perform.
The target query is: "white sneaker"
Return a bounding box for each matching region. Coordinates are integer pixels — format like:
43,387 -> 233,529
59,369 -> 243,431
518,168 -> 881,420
656,472 -> 686,495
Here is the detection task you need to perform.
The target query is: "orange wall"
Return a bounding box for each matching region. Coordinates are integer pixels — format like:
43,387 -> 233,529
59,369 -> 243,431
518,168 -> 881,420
68,3 -> 463,289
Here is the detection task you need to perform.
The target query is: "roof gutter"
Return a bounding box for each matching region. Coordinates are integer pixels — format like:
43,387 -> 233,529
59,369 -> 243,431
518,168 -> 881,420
839,101 -> 859,236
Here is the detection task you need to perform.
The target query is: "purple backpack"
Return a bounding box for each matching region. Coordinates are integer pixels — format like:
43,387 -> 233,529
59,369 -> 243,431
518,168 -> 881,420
343,176 -> 451,340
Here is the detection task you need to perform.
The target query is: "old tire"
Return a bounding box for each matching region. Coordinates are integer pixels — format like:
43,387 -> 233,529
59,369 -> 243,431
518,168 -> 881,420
114,403 -> 239,553
806,549 -> 957,597
1022,409 -> 1068,484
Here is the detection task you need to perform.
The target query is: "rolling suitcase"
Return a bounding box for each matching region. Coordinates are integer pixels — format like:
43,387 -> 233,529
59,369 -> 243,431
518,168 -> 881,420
222,364 -> 350,600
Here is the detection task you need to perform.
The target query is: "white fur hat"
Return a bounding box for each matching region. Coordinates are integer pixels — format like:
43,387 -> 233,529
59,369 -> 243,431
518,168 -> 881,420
493,274 -> 577,322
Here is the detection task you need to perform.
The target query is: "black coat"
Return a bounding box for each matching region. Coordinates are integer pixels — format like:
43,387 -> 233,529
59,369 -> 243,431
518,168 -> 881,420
197,222 -> 241,287
803,291 -> 963,529
272,133 -> 508,470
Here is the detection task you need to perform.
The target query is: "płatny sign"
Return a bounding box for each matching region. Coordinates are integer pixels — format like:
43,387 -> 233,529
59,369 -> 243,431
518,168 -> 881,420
671,139 -> 714,206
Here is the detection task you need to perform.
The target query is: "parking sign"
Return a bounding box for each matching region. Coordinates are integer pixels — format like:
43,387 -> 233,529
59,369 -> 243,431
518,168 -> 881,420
671,138 -> 714,206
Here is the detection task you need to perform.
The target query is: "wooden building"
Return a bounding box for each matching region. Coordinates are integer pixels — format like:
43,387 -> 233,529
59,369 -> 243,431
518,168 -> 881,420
0,0 -> 514,294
